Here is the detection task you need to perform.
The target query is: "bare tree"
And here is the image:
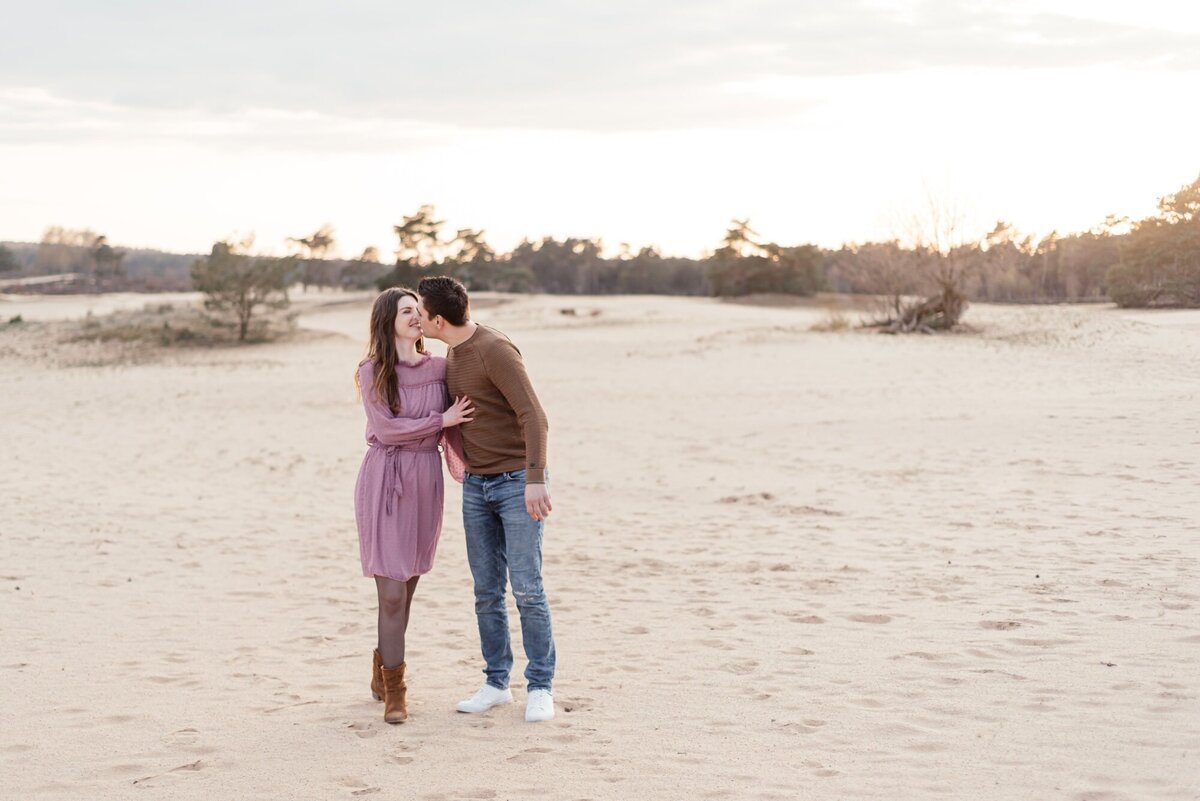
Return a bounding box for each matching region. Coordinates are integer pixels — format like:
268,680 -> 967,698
869,194 -> 974,333
33,227 -> 97,277
835,241 -> 925,324
192,237 -> 294,341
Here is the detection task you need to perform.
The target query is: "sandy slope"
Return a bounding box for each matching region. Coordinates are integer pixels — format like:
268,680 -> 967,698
1,292 -> 1198,801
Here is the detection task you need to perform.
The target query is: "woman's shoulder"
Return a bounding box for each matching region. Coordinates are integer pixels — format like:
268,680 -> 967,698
426,353 -> 448,375
394,353 -> 446,385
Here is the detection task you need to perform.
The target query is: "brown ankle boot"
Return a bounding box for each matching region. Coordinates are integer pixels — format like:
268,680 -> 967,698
381,662 -> 408,724
371,649 -> 384,702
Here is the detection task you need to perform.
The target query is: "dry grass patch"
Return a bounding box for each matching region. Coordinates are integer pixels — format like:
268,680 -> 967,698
0,302 -> 317,367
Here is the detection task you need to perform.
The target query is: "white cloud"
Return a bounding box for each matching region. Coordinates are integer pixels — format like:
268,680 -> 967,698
1,3 -> 1198,257
1,1 -> 1197,133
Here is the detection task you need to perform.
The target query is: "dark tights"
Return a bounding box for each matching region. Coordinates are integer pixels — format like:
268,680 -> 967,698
375,575 -> 419,669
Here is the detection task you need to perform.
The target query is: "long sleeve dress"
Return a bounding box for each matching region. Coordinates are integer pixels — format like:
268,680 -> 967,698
354,354 -> 465,581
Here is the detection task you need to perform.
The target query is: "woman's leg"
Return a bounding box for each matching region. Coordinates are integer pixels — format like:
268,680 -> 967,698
375,576 -> 410,668
403,576 -> 420,635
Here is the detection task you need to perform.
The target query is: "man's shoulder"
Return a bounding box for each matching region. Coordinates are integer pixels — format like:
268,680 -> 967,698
475,325 -> 520,356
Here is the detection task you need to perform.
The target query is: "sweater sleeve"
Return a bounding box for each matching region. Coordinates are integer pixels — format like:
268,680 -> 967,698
358,362 -> 443,446
481,339 -> 549,483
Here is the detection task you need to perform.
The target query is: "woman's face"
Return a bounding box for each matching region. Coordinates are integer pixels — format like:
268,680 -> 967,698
394,296 -> 423,342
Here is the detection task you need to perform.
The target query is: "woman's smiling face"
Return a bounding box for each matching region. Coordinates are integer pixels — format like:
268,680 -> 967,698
394,295 -> 423,341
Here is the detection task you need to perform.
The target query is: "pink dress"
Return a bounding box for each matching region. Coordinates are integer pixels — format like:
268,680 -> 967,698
354,355 -> 465,582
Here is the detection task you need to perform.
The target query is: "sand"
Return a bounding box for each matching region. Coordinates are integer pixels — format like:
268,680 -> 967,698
1,291 -> 1198,800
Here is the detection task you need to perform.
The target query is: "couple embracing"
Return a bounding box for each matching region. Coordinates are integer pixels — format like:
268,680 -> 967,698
353,276 -> 555,725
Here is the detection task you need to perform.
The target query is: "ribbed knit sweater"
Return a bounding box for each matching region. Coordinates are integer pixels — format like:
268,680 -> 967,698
445,324 -> 549,483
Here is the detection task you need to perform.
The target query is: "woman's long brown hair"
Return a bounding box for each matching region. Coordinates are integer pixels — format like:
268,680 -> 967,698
356,288 -> 426,414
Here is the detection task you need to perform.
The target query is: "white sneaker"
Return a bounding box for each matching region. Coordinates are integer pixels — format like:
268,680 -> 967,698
525,689 -> 554,722
456,684 -> 513,714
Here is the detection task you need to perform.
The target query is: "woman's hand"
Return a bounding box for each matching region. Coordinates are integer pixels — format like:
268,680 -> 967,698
442,396 -> 474,428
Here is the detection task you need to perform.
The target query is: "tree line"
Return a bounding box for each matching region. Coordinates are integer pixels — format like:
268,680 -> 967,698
0,230 -> 195,291
5,175 -> 1198,319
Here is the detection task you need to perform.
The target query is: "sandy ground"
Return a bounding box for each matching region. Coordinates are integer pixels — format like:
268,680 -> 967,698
2,291 -> 1198,801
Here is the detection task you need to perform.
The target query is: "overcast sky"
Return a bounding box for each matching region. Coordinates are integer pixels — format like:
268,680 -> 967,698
3,0 -> 1199,257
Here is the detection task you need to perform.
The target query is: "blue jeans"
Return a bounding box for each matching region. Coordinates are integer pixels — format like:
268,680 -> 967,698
462,469 -> 556,692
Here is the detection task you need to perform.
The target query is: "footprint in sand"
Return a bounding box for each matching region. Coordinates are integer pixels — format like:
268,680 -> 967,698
131,760 -> 205,786
979,620 -> 1021,630
162,728 -> 200,747
850,697 -> 885,708
561,696 -> 594,713
848,614 -> 892,624
697,638 -> 734,651
507,747 -> 553,764
718,659 -> 758,675
338,777 -> 382,796
345,721 -> 378,739
778,719 -> 828,735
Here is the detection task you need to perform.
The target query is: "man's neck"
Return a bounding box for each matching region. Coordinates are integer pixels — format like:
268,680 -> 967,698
442,320 -> 479,349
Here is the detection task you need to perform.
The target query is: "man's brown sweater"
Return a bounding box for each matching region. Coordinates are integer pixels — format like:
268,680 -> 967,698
446,324 -> 548,483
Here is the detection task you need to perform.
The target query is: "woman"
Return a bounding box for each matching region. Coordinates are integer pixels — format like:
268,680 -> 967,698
355,287 -> 470,724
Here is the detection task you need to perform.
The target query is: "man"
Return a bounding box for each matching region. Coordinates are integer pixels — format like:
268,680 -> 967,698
416,276 -> 556,723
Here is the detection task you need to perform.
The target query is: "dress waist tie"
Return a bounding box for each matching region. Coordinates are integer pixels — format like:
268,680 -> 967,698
374,444 -> 439,515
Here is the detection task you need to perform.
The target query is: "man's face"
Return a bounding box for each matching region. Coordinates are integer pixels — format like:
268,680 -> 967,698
416,296 -> 443,341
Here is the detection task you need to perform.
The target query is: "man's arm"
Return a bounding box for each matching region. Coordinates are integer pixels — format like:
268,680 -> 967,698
482,338 -> 552,520
482,338 -> 549,483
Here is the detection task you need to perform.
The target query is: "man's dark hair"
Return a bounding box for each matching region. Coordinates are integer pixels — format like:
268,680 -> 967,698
418,275 -> 470,326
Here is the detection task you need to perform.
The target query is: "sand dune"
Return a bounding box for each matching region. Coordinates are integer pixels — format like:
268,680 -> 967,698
1,292 -> 1198,800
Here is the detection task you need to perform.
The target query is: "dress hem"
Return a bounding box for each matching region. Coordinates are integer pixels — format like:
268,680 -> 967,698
363,566 -> 434,582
